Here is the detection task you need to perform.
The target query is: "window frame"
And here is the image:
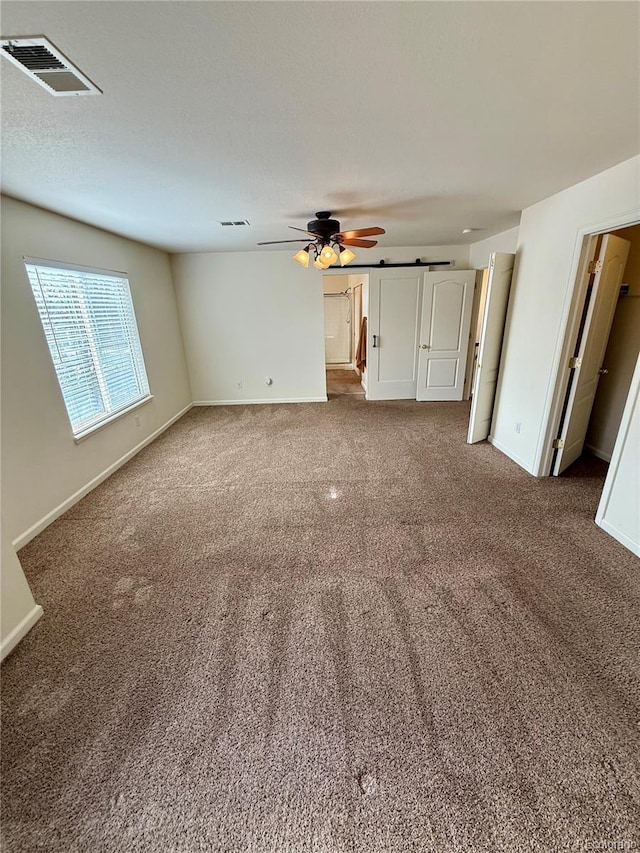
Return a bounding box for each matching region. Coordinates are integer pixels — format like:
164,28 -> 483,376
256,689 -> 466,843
24,256 -> 153,441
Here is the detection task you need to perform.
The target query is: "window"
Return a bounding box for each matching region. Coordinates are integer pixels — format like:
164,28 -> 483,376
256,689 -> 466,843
25,258 -> 151,439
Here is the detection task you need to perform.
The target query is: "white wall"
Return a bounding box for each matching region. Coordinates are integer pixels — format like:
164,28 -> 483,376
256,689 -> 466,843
490,156 -> 640,475
323,274 -> 351,294
172,251 -> 327,404
587,224 -> 640,460
171,245 -> 469,404
595,353 -> 640,557
469,227 -> 520,269
1,196 -> 192,650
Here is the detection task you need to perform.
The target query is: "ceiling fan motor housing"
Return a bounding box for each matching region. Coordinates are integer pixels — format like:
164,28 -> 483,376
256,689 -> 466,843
308,211 -> 340,242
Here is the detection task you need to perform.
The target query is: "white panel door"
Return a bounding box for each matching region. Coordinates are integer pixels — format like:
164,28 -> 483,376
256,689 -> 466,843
467,253 -> 515,443
595,352 -> 640,556
553,234 -> 630,474
416,270 -> 475,401
367,269 -> 424,400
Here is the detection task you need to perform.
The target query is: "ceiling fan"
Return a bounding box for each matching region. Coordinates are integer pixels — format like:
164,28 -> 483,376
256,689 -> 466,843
257,211 -> 385,268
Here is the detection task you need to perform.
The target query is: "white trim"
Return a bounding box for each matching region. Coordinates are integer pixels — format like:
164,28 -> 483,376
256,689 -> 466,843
12,403 -> 192,551
24,256 -> 127,278
1,605 -> 43,662
584,442 -> 612,463
193,397 -> 328,406
533,208 -> 640,477
595,519 -> 640,558
487,435 -> 536,475
74,395 -> 153,442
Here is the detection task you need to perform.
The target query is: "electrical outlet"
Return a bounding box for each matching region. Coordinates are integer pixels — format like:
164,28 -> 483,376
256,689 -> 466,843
237,380 -> 243,389
134,414 -> 141,427
515,422 -> 521,434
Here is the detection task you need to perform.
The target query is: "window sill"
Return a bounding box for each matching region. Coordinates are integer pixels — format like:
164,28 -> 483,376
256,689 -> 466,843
73,395 -> 154,443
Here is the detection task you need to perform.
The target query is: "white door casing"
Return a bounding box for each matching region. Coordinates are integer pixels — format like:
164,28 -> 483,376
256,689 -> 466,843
416,270 -> 476,401
467,253 -> 515,443
553,233 -> 631,474
367,268 -> 424,400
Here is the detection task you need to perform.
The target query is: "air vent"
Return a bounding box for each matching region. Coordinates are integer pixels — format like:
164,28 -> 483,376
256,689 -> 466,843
219,220 -> 250,227
0,36 -> 102,96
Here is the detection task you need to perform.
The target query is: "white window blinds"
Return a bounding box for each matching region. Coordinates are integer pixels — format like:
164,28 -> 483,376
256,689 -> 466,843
24,259 -> 150,438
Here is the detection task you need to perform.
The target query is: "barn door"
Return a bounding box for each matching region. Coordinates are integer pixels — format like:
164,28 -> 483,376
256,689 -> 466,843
366,268 -> 424,400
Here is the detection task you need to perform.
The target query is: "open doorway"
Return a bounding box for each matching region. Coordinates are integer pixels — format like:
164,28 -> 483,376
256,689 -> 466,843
550,222 -> 640,481
323,273 -> 369,398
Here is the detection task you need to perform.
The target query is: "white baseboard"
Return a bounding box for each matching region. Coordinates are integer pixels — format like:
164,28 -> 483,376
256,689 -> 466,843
596,518 -> 640,557
193,397 -> 328,406
487,435 -> 536,476
1,604 -> 43,662
584,443 -> 612,463
13,403 -> 193,551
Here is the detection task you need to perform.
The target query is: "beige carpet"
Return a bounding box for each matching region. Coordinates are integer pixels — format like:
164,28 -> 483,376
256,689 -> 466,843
2,397 -> 639,852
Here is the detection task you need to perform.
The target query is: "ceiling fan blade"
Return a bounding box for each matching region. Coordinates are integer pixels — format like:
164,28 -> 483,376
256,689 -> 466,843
289,226 -> 321,236
340,238 -> 377,248
337,227 -> 385,239
257,239 -> 311,245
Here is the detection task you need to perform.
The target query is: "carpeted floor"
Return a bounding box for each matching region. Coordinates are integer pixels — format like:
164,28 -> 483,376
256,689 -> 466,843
2,397 -> 639,852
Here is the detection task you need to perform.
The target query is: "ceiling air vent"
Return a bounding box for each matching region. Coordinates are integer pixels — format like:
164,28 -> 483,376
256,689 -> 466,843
0,36 -> 102,96
219,220 -> 250,227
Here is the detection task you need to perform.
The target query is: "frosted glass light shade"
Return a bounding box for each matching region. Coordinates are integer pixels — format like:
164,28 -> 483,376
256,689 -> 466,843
320,245 -> 338,266
293,247 -> 310,267
313,256 -> 329,269
339,247 -> 356,266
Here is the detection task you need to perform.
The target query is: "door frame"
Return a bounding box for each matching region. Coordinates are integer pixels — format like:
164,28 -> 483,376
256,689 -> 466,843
535,209 -> 640,477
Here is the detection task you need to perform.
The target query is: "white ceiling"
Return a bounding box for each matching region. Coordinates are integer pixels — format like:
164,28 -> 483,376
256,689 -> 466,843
1,1 -> 638,253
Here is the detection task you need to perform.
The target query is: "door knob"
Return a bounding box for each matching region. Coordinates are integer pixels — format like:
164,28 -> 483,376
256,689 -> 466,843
420,344 -> 429,350
598,368 -> 609,375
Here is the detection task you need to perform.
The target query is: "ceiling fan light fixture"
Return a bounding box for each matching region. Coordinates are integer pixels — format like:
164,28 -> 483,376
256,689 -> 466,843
259,211 -> 384,268
320,244 -> 338,266
339,246 -> 356,266
293,246 -> 311,267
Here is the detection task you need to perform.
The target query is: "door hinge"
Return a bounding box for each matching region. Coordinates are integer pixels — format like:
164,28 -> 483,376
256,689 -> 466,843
552,438 -> 565,449
568,356 -> 582,369
588,259 -> 603,275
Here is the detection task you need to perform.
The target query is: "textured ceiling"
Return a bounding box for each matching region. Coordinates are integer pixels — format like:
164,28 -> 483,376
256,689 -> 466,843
1,1 -> 638,253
